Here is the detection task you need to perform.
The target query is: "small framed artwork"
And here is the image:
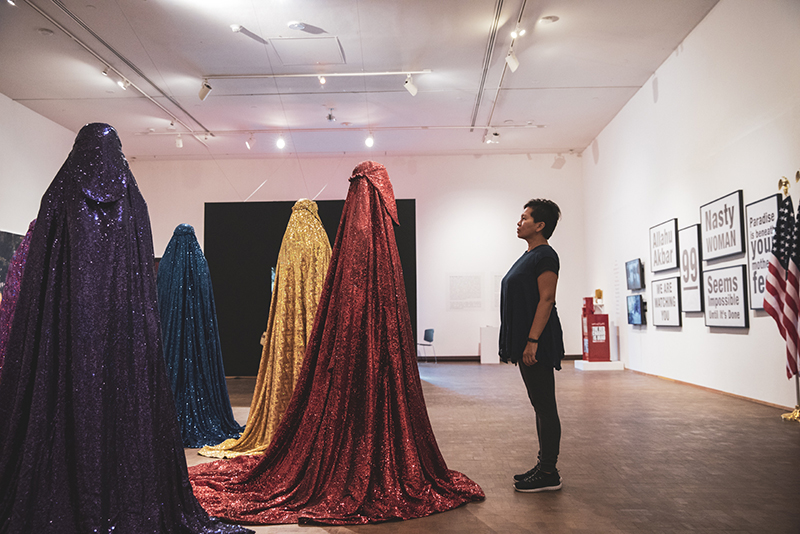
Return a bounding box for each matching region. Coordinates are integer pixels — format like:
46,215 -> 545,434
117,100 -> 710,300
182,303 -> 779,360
651,277 -> 681,326
678,224 -> 703,312
703,264 -> 749,328
649,219 -> 679,273
745,194 -> 779,310
700,190 -> 745,261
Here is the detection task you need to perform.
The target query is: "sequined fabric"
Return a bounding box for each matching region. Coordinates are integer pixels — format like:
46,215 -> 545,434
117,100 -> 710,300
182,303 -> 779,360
199,199 -> 331,458
0,124 -> 252,534
0,219 -> 35,377
189,161 -> 485,525
157,224 -> 244,448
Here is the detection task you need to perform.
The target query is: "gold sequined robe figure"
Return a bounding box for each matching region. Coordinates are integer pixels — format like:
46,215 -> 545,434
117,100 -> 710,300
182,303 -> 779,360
199,199 -> 331,458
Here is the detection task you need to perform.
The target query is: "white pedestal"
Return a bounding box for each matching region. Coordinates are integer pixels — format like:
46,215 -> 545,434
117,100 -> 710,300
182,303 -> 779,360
574,360 -> 625,371
479,326 -> 500,364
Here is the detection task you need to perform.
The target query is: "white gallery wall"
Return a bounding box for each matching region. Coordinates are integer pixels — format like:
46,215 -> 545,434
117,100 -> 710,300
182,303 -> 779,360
131,153 -> 587,358
0,92 -> 75,234
581,0 -> 800,407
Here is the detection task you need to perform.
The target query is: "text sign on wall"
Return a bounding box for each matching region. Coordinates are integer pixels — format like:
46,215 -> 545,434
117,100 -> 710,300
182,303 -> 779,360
703,265 -> 749,328
700,190 -> 745,261
678,224 -> 703,312
649,219 -> 679,273
651,277 -> 682,327
745,194 -> 779,310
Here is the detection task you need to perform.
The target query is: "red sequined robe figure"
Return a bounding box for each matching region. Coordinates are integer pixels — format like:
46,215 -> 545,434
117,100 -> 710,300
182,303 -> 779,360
189,161 -> 484,525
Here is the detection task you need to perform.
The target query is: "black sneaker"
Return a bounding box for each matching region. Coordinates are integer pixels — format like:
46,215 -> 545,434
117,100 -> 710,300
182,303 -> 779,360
513,463 -> 540,482
514,469 -> 562,492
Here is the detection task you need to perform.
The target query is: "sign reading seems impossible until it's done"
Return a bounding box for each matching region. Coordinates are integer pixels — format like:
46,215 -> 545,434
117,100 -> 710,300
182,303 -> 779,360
700,190 -> 745,261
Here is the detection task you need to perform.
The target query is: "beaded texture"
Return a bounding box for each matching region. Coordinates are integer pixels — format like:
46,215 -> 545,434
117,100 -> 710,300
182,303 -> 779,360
0,123 -> 251,534
199,199 -> 331,458
189,161 -> 484,525
157,223 -> 245,448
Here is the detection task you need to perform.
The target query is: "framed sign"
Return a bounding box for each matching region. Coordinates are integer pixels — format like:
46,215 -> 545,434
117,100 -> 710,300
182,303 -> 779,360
651,277 -> 681,326
703,264 -> 748,328
700,190 -> 745,261
745,194 -> 779,310
650,219 -> 679,272
678,224 -> 703,312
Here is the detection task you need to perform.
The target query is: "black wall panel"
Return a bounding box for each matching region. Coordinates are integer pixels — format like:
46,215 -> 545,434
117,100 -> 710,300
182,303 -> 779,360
204,199 -> 417,376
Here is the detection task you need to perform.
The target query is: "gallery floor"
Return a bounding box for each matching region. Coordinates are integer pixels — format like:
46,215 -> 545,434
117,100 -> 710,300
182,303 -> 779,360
186,363 -> 800,533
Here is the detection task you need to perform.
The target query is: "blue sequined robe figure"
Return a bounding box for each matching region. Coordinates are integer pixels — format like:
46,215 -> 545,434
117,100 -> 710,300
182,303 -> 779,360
157,223 -> 244,448
0,123 -> 251,534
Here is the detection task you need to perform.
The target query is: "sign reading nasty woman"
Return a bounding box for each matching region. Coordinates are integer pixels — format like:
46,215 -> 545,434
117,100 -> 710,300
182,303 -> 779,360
649,219 -> 679,273
700,190 -> 745,261
703,264 -> 748,328
745,194 -> 779,310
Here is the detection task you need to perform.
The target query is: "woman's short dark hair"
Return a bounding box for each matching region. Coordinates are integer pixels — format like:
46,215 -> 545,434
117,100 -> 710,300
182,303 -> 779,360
524,199 -> 561,239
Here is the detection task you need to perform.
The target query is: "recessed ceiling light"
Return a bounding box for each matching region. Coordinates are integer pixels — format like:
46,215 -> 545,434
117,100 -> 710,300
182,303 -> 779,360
287,21 -> 306,31
38,28 -> 54,36
540,15 -> 560,24
276,135 -> 286,149
365,134 -> 374,148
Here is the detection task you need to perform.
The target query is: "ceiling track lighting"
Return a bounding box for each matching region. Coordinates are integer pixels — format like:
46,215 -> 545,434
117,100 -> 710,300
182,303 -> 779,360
246,134 -> 256,150
365,133 -> 374,148
505,50 -> 520,72
276,135 -> 286,149
318,76 -> 326,85
175,134 -> 183,148
510,23 -> 526,39
7,0 -> 16,5
198,79 -> 212,101
404,74 -> 418,96
117,78 -> 130,90
206,70 -> 431,81
326,108 -> 336,122
552,153 -> 566,169
230,24 -> 242,33
101,67 -> 108,76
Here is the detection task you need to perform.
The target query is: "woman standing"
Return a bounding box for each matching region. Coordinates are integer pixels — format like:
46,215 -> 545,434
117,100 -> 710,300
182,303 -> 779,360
499,198 -> 565,493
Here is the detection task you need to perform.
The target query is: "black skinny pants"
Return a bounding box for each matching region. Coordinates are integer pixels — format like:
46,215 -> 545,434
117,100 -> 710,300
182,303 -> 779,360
519,361 -> 561,473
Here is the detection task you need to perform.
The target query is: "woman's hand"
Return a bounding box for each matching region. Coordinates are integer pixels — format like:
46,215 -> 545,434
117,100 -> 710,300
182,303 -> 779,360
522,341 -> 538,366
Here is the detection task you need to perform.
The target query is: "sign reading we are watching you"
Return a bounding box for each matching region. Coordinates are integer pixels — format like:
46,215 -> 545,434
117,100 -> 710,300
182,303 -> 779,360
700,190 -> 745,261
651,277 -> 681,326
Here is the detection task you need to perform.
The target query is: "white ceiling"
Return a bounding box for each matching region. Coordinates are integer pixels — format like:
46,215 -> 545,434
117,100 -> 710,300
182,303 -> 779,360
0,0 -> 719,159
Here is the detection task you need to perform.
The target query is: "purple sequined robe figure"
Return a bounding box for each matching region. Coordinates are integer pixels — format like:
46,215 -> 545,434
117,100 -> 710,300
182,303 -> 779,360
0,124 -> 251,534
0,219 -> 34,378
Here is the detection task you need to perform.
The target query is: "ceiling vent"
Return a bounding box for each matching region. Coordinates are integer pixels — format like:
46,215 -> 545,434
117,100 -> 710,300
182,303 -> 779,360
271,37 -> 345,66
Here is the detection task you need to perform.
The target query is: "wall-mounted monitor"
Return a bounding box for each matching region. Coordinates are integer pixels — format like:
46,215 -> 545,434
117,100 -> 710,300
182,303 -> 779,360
627,294 -> 646,325
625,258 -> 645,290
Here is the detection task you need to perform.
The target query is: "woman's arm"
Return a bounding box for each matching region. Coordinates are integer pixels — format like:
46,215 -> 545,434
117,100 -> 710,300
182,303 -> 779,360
522,270 -> 558,366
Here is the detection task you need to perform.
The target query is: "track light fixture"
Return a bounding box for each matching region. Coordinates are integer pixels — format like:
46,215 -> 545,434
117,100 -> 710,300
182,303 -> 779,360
552,154 -> 566,169
198,79 -> 212,101
175,134 -> 183,148
485,131 -> 501,144
404,74 -> 418,96
230,24 -> 242,32
326,108 -> 336,122
365,133 -> 374,148
101,67 -> 108,76
117,78 -> 130,90
7,0 -> 16,6
246,134 -> 256,150
510,24 -> 526,39
505,50 -> 520,72
318,76 -> 326,85
276,135 -> 286,149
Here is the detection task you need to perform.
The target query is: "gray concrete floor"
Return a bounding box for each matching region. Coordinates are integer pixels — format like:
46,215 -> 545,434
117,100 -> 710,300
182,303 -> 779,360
186,362 -> 800,533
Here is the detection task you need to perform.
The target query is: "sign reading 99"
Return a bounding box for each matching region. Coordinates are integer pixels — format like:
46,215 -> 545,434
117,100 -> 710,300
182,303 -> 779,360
678,224 -> 703,312
682,246 -> 698,284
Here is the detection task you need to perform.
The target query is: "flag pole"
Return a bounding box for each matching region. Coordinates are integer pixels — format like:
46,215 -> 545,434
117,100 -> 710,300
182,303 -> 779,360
782,375 -> 800,421
780,172 -> 800,422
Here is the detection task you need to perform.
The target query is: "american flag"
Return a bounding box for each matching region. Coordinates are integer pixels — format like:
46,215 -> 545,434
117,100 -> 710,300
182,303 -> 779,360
764,195 -> 800,378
